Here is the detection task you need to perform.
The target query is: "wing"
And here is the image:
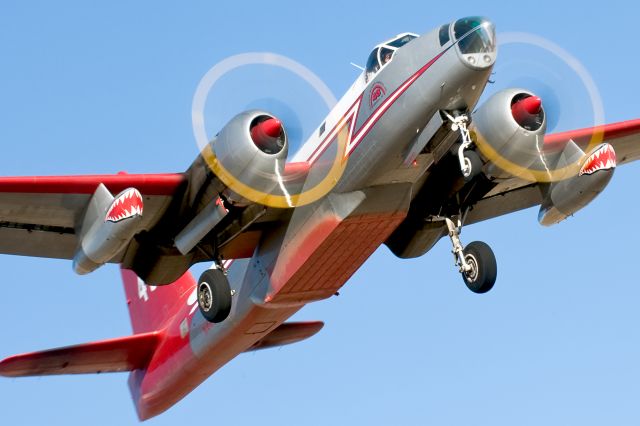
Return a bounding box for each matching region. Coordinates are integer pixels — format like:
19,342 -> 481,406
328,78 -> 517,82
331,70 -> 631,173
544,118 -> 640,165
466,118 -> 640,225
0,162 -> 285,285
0,173 -> 185,260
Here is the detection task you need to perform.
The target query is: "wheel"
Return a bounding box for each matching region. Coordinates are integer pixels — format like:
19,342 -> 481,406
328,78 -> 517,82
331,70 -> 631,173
462,150 -> 483,181
197,268 -> 232,323
461,241 -> 497,294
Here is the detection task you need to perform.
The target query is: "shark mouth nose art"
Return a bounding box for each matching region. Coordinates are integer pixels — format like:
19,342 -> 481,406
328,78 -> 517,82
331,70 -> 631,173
105,188 -> 144,222
579,143 -> 616,176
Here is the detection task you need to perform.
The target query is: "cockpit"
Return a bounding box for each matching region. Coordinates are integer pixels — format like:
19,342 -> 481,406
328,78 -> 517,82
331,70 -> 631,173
365,33 -> 419,82
439,17 -> 496,68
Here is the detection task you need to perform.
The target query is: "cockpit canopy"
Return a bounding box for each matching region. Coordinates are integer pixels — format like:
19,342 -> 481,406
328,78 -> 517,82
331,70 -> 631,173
438,16 -> 496,68
365,33 -> 418,82
452,16 -> 496,56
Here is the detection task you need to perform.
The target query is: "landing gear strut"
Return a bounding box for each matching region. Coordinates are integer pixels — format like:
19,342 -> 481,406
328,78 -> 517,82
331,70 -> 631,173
444,112 -> 483,181
444,217 -> 497,293
197,266 -> 232,323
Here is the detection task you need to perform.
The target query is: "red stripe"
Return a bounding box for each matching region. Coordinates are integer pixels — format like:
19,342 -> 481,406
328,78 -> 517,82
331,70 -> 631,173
304,49 -> 447,163
544,119 -> 640,150
305,94 -> 363,163
0,173 -> 186,195
346,51 -> 446,156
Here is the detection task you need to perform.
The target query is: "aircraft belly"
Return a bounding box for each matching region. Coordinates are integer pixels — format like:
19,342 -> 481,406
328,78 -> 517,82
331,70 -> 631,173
134,184 -> 412,420
271,211 -> 406,302
266,183 -> 412,305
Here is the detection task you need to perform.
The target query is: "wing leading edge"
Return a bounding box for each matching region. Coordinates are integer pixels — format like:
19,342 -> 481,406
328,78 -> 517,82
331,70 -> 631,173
466,118 -> 640,225
0,173 -> 186,260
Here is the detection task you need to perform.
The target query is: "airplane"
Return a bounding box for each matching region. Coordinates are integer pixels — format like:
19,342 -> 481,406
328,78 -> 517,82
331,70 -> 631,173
0,16 -> 638,421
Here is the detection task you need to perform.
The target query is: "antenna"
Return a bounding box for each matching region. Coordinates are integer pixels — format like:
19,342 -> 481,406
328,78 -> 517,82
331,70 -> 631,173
350,62 -> 365,71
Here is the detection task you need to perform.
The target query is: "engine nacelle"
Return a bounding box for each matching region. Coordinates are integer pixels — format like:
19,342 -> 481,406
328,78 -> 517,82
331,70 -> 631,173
73,185 -> 144,274
538,143 -> 616,225
471,88 -> 547,179
206,110 -> 288,205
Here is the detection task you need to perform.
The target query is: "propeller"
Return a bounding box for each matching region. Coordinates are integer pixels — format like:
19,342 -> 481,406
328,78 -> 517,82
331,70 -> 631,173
191,52 -> 345,209
245,97 -> 304,148
472,31 -> 606,182
506,77 -> 561,131
510,95 -> 542,130
250,117 -> 283,152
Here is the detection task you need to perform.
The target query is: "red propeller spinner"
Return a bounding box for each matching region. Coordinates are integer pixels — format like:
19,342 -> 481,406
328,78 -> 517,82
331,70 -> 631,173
250,118 -> 283,150
511,96 -> 542,128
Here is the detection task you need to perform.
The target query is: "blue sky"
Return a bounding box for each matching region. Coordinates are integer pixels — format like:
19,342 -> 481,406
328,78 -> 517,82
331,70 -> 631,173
1,1 -> 639,425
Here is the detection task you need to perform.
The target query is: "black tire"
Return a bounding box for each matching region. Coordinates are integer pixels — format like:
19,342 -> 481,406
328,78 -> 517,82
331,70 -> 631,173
463,150 -> 483,181
197,269 -> 232,323
461,241 -> 497,294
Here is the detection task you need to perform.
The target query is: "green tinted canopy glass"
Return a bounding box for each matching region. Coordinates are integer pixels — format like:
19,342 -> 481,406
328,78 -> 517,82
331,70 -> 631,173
453,17 -> 486,40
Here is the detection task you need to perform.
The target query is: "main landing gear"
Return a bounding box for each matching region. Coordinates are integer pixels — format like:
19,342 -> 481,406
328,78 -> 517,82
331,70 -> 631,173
439,112 -> 495,292
197,266 -> 233,323
444,217 -> 497,294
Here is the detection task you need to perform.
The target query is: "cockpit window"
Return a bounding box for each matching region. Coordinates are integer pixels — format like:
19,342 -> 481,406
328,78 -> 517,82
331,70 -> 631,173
366,47 -> 394,82
458,25 -> 496,55
453,17 -> 496,56
365,48 -> 381,81
387,34 -> 417,48
453,16 -> 485,40
438,24 -> 450,46
379,47 -> 394,66
365,33 -> 419,82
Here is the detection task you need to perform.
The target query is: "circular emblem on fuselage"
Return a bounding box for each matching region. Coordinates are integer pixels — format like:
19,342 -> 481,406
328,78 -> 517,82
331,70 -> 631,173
369,82 -> 387,109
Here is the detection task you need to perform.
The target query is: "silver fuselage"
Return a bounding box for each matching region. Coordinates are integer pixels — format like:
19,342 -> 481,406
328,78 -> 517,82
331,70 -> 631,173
136,18 -> 498,418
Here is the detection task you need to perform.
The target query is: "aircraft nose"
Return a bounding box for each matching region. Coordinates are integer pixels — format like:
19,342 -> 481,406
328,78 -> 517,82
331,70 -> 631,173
452,16 -> 497,68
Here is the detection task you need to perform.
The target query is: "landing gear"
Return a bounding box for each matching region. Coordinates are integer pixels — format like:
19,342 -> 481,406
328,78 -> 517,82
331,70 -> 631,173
444,112 -> 484,181
197,267 -> 232,323
462,150 -> 483,182
444,217 -> 497,294
461,241 -> 497,293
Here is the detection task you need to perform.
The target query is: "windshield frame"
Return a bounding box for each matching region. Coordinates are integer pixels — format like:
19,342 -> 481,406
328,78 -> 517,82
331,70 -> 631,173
365,32 -> 419,82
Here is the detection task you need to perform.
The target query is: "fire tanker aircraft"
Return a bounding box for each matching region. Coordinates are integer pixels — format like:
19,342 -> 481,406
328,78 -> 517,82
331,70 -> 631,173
0,17 -> 638,420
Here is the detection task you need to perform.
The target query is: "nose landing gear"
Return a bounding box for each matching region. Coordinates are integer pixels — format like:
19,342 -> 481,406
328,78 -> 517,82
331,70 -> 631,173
444,112 -> 483,182
444,217 -> 497,293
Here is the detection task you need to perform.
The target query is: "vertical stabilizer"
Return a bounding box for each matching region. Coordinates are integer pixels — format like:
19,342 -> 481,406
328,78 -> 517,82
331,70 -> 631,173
120,267 -> 195,334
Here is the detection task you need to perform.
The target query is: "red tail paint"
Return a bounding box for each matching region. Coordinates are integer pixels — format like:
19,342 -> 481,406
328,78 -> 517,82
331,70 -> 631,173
120,267 -> 195,334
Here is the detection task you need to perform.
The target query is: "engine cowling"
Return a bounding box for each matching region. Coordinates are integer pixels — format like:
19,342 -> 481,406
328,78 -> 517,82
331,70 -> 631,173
206,110 -> 289,205
538,142 -> 616,225
73,185 -> 144,274
471,89 -> 617,225
471,88 -> 547,179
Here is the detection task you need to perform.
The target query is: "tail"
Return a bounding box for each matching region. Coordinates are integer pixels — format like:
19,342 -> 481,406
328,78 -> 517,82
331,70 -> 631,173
0,268 -> 197,378
0,265 -> 323,419
120,267 -> 196,334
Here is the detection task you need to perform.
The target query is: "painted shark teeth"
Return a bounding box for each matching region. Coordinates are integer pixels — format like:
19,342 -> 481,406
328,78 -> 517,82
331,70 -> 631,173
105,188 -> 144,222
579,143 -> 617,176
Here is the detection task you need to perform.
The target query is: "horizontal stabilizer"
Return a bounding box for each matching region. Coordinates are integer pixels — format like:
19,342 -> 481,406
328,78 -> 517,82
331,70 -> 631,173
246,321 -> 324,352
0,332 -> 160,377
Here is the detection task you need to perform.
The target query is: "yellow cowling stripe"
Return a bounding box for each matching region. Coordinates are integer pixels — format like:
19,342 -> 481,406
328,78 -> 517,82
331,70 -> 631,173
201,125 -> 350,208
472,128 -> 605,183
